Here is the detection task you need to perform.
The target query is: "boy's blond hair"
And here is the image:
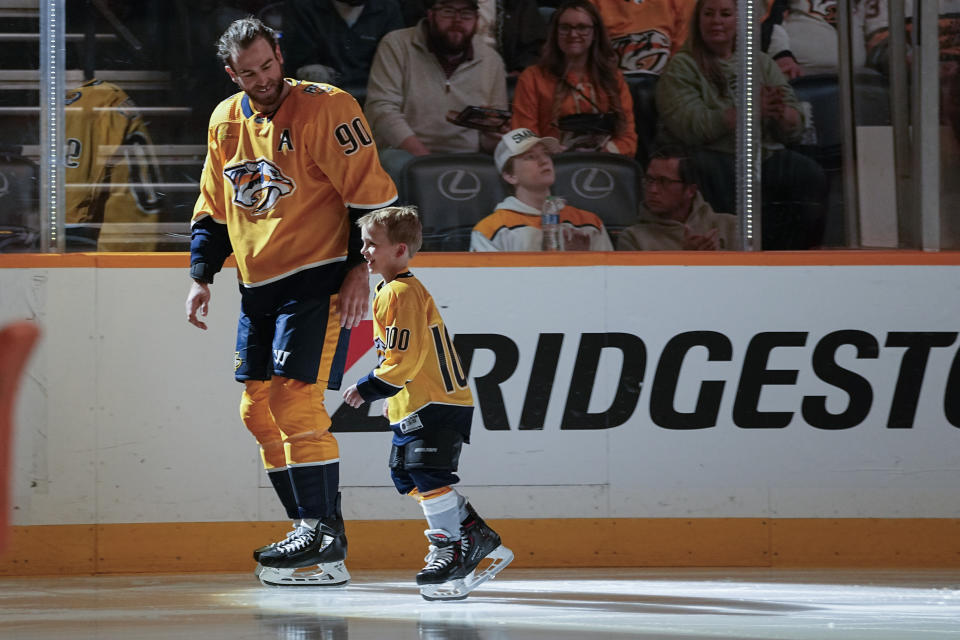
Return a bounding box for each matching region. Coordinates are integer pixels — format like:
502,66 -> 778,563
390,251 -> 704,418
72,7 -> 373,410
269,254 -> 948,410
356,205 -> 423,257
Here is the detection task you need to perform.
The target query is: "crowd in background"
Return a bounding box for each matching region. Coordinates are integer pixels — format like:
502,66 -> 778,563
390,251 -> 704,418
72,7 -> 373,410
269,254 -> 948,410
3,0 -> 957,252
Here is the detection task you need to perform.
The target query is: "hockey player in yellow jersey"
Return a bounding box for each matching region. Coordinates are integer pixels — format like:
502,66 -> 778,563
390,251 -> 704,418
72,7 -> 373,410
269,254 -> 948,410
184,17 -> 398,587
64,79 -> 164,251
342,206 -> 513,601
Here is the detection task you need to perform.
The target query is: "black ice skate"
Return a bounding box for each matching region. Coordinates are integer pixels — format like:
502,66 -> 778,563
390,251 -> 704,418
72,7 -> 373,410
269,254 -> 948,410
418,503 -> 513,601
256,499 -> 350,587
253,521 -> 298,563
416,529 -> 466,588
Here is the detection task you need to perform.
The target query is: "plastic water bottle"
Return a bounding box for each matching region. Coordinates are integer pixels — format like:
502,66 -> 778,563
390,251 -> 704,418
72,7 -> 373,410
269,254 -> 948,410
541,196 -> 565,251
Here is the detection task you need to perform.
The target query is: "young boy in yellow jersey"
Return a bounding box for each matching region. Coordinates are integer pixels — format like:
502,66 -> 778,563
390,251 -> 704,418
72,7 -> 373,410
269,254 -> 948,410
342,206 -> 512,601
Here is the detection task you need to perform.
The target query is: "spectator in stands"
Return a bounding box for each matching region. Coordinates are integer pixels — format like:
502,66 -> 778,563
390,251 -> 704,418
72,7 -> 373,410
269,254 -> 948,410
511,0 -> 638,156
169,0 -> 252,135
761,0 -> 804,79
864,0 -> 960,142
616,146 -> 739,250
776,0 -> 868,70
401,0 -> 548,73
471,128 -> 614,251
365,0 -> 509,181
587,0 -> 696,77
655,0 -> 826,249
281,0 -> 403,92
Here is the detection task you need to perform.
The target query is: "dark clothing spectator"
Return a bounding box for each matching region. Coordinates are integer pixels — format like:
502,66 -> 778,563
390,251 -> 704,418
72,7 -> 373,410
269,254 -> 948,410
282,0 -> 404,89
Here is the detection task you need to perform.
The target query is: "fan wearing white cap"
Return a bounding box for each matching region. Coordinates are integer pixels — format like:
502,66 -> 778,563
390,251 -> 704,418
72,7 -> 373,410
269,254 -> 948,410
470,128 -> 614,251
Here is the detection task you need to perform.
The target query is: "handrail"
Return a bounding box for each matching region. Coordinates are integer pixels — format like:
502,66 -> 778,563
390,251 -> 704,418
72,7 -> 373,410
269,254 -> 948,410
0,69 -> 171,91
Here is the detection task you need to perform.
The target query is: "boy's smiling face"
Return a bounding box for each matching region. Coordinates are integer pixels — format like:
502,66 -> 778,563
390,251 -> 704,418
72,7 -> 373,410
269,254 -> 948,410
360,223 -> 408,281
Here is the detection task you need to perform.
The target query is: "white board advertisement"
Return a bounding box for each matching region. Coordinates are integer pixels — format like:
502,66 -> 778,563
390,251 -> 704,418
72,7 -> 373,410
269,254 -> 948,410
2,264 -> 959,523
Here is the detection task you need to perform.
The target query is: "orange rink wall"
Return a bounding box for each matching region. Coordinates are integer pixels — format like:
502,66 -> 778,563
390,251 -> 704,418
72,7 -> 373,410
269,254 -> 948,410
1,250 -> 959,576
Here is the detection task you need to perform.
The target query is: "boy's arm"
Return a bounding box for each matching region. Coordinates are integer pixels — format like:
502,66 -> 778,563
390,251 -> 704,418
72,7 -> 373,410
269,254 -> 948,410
354,287 -> 429,402
354,369 -> 403,402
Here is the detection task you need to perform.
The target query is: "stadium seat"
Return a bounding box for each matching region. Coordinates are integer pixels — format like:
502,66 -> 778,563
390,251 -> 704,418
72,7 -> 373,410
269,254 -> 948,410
551,152 -> 642,243
400,153 -> 507,251
626,74 -> 659,165
0,146 -> 40,252
791,74 -> 845,160
0,321 -> 40,553
789,71 -> 891,246
790,70 -> 892,163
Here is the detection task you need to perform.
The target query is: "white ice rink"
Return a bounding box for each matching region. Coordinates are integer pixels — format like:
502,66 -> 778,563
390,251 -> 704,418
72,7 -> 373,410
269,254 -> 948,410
1,568 -> 958,639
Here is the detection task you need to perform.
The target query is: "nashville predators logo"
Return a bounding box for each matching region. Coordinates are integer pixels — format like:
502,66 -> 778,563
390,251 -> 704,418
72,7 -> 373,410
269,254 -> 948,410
805,0 -> 837,23
223,157 -> 295,215
612,31 -> 672,75
374,335 -> 387,367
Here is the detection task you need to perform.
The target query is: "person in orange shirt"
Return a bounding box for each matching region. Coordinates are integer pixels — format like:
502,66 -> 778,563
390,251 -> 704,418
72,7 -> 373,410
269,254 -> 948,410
511,0 -> 637,156
588,0 -> 696,76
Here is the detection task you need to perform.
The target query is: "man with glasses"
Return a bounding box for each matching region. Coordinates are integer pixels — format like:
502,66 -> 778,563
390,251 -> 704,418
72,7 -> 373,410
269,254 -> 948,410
616,146 -> 739,250
365,0 -> 509,181
399,0 -> 547,74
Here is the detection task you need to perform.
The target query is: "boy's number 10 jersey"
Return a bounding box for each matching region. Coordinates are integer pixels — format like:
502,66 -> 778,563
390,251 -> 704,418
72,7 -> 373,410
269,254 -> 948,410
369,273 -> 474,425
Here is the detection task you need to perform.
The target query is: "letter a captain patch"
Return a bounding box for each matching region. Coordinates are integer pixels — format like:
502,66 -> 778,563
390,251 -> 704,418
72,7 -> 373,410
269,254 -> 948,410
277,129 -> 294,152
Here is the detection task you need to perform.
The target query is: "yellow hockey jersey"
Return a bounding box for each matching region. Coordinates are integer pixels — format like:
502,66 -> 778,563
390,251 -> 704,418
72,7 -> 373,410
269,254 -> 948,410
192,79 -> 398,286
64,79 -> 164,250
356,273 -> 474,429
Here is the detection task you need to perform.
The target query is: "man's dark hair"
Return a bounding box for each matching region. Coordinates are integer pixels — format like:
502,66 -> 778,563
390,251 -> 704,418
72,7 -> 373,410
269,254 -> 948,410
648,145 -> 700,186
216,16 -> 280,67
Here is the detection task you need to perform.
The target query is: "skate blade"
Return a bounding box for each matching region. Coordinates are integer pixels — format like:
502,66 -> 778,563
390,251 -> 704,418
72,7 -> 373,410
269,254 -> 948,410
257,561 -> 350,587
419,577 -> 469,601
419,545 -> 513,601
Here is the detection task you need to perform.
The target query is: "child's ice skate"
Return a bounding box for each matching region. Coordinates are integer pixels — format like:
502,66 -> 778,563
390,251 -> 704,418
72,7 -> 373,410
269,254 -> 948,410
418,504 -> 513,601
256,496 -> 350,587
416,529 -> 468,599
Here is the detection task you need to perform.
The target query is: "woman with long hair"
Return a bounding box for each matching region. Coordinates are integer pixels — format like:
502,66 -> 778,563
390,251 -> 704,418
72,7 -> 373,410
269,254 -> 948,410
511,0 -> 637,156
655,0 -> 827,249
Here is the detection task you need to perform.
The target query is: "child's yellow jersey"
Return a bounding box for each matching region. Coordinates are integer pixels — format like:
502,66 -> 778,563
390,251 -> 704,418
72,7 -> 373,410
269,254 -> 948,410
192,80 -> 397,286
356,273 -> 474,430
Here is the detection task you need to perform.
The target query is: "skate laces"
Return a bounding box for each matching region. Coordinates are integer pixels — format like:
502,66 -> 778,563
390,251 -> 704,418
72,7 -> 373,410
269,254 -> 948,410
275,524 -> 317,553
424,542 -> 458,570
277,523 -> 298,543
